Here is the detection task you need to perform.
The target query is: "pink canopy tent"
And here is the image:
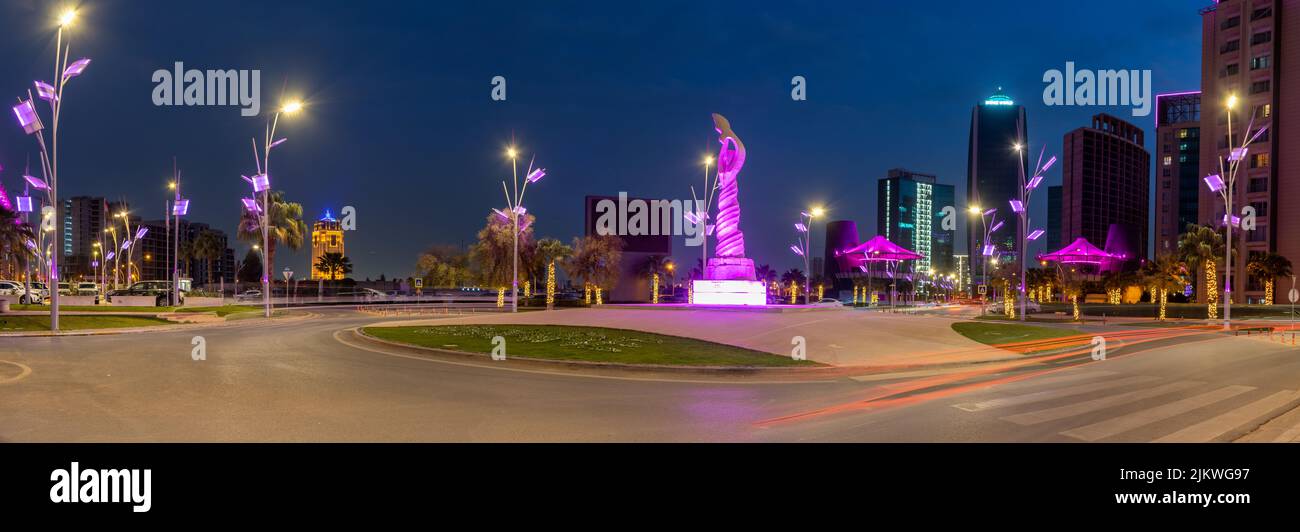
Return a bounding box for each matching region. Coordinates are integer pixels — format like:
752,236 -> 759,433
1037,237 -> 1117,264
836,235 -> 923,267
835,235 -> 922,307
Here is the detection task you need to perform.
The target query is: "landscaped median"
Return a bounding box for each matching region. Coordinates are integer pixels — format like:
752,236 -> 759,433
0,304 -> 284,333
951,322 -> 1084,354
0,315 -> 174,332
361,325 -> 822,368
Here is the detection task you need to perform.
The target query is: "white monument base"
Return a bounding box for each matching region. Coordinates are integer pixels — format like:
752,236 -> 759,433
692,279 -> 766,306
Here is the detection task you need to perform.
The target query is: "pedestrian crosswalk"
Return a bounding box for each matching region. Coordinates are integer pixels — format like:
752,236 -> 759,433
949,370 -> 1300,442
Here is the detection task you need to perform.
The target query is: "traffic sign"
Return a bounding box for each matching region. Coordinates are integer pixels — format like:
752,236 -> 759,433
977,285 -> 987,295
413,278 -> 423,288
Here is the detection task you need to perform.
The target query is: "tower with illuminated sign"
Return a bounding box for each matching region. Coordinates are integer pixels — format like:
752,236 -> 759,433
311,210 -> 346,280
966,87 -> 1029,290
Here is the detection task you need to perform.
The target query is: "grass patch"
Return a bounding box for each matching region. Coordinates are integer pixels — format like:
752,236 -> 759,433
952,322 -> 1079,349
13,304 -> 173,312
1040,303 -> 1299,320
363,325 -> 820,367
0,315 -> 173,331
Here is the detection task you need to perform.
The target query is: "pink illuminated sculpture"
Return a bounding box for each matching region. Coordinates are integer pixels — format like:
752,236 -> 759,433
692,114 -> 765,305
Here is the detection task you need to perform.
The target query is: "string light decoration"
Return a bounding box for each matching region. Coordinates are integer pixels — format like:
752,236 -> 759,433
546,262 -> 556,309
853,286 -> 860,305
789,281 -> 798,305
585,284 -> 592,305
1206,261 -> 1219,320
870,292 -> 879,306
1264,279 -> 1275,306
497,287 -> 505,308
524,280 -> 531,298
817,284 -> 824,301
652,274 -> 659,304
1071,294 -> 1080,321
1159,289 -> 1168,321
595,286 -> 603,305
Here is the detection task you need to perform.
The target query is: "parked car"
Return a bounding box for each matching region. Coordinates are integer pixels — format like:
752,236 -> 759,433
814,298 -> 844,306
29,282 -> 51,301
107,281 -> 186,306
984,300 -> 1041,314
56,282 -> 102,303
0,280 -> 41,304
235,289 -> 262,302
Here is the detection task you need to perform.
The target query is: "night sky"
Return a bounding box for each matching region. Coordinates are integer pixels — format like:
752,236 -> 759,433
0,0 -> 1201,279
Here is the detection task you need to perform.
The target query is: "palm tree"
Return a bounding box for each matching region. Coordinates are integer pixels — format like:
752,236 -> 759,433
1247,252 -> 1293,305
470,211 -> 535,304
314,252 -> 353,283
0,206 -> 36,281
1178,224 -> 1228,319
191,229 -> 224,287
237,190 -> 307,286
1141,255 -> 1188,321
416,244 -> 471,289
564,235 -> 623,304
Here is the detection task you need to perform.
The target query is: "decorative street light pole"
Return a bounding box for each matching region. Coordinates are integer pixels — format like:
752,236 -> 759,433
1204,93 -> 1269,330
791,207 -> 825,305
969,206 -> 1001,316
499,145 -> 546,313
244,100 -> 303,318
1012,141 -> 1056,321
9,8 -> 90,331
170,161 -> 189,306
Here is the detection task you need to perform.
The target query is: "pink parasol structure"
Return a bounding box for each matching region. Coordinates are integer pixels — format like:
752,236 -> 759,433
836,235 -> 923,267
1037,237 -> 1119,264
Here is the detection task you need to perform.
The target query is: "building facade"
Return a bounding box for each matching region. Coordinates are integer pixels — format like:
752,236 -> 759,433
311,210 -> 347,280
1061,114 -> 1151,266
1046,185 -> 1063,253
967,88 -> 1029,289
1199,0 -> 1295,304
55,196 -> 111,279
1155,92 -> 1203,257
877,168 -> 955,285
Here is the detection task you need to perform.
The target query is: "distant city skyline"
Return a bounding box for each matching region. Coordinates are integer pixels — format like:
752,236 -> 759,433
0,0 -> 1201,279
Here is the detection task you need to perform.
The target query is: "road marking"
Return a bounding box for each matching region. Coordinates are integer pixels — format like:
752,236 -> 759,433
1154,390 -> 1300,443
1062,385 -> 1255,442
1274,421 -> 1300,442
0,360 -> 33,384
953,375 -> 1158,412
993,369 -> 1118,391
1001,381 -> 1203,426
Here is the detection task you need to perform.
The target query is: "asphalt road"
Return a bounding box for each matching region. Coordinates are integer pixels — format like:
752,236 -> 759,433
2,307 -> 1298,442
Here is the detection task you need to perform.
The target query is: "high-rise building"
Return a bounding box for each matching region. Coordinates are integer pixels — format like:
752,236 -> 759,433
55,196 -> 111,279
1061,113 -> 1151,266
1046,185 -> 1063,253
136,220 -> 236,286
1199,0 -> 1294,304
311,210 -> 347,280
1155,92 -> 1202,256
967,87 -> 1029,287
954,254 -> 970,293
822,220 -> 861,292
878,168 -> 955,286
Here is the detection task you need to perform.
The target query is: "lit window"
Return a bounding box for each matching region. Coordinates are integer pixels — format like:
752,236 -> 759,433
1163,156 -> 1173,166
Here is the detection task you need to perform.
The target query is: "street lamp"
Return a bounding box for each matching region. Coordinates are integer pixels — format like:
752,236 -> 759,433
244,99 -> 303,318
499,144 -> 546,313
969,205 -> 1000,315
10,6 -> 91,331
1012,140 -> 1056,321
169,162 -> 189,306
792,206 -> 825,304
686,154 -> 719,294
1205,93 -> 1269,330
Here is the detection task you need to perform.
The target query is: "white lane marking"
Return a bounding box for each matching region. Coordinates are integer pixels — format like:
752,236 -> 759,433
1154,390 -> 1300,443
992,369 -> 1119,391
1062,385 -> 1255,442
1001,381 -> 1203,426
0,360 -> 33,384
953,376 -> 1158,412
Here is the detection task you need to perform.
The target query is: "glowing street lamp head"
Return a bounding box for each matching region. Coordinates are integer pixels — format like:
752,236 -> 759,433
58,8 -> 77,27
967,205 -> 982,214
506,147 -> 518,159
168,181 -> 177,190
281,100 -> 304,115
811,206 -> 825,218
703,155 -> 714,166
1226,94 -> 1239,109
1013,143 -> 1023,152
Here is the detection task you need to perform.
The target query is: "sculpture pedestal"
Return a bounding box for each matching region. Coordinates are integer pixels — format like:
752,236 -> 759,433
705,257 -> 756,281
692,279 -> 766,306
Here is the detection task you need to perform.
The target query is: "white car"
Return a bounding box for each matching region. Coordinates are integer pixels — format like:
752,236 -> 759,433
0,280 -> 42,304
984,300 -> 1042,313
235,290 -> 262,302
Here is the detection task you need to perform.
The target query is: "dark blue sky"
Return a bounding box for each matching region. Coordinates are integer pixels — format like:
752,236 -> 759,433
0,0 -> 1202,279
